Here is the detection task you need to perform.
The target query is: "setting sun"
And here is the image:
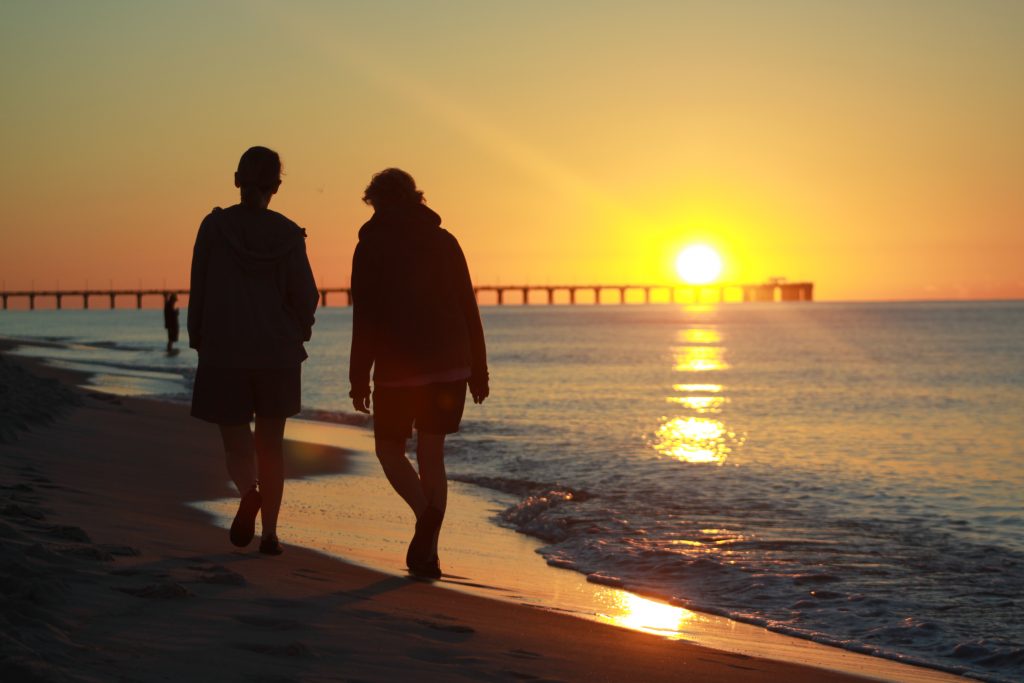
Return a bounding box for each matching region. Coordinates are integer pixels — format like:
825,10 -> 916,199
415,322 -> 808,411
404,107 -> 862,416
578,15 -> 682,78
675,245 -> 723,285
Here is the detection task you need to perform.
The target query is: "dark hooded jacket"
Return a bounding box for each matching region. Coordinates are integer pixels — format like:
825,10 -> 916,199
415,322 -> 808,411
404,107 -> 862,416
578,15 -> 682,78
349,202 -> 487,393
188,204 -> 319,368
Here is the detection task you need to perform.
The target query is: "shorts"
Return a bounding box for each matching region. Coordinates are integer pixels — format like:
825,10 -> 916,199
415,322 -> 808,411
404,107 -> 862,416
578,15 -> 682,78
372,381 -> 467,440
191,363 -> 301,425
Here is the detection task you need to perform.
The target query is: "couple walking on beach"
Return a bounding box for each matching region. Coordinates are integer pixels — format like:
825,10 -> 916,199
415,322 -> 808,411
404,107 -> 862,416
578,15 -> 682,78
187,147 -> 488,578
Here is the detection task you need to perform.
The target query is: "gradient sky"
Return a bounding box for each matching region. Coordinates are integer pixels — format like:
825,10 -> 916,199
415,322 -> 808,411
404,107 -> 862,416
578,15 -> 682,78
2,1 -> 1022,301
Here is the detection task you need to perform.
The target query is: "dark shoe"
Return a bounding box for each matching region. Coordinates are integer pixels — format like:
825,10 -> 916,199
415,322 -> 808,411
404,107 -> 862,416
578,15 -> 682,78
229,486 -> 262,547
406,506 -> 444,569
409,555 -> 442,579
258,535 -> 284,556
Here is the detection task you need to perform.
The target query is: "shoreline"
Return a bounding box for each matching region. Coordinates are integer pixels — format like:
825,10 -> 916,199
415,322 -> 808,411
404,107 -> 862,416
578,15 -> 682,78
194,418 -> 968,682
0,344 -> 966,679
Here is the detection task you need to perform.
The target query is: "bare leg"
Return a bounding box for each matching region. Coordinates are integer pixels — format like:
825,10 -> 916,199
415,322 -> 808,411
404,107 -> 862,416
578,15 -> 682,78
416,432 -> 448,556
374,438 -> 428,519
254,416 -> 286,539
416,432 -> 447,513
219,423 -> 255,496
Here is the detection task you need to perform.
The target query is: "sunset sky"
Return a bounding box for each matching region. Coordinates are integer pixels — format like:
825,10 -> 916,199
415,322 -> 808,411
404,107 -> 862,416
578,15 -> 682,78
2,1 -> 1022,302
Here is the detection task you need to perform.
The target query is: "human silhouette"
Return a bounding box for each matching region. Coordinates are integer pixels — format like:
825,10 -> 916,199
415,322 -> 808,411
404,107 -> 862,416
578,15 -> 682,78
349,168 -> 489,578
163,293 -> 179,353
188,146 -> 319,556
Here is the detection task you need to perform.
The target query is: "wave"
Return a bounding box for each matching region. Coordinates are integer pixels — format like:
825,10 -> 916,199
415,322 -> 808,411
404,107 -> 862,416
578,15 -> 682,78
442,466 -> 1024,683
297,408 -> 372,427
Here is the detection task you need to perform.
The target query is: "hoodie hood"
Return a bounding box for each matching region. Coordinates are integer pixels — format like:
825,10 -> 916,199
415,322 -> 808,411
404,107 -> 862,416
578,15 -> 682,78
210,204 -> 305,272
358,202 -> 442,241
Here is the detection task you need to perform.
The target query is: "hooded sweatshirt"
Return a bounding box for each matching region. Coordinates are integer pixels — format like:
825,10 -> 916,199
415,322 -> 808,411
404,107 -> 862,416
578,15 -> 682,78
188,204 -> 319,368
349,202 -> 487,393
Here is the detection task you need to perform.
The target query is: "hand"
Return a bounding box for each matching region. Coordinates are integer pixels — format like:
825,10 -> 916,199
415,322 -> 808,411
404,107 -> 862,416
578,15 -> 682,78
469,375 -> 489,405
350,388 -> 371,414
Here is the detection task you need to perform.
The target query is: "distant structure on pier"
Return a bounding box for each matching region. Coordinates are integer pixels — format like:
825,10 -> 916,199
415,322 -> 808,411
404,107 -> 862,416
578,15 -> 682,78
1,280 -> 813,310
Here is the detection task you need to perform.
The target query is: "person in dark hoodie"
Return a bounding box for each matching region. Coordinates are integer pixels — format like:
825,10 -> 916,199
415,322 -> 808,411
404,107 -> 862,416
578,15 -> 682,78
349,168 -> 488,578
188,146 -> 319,556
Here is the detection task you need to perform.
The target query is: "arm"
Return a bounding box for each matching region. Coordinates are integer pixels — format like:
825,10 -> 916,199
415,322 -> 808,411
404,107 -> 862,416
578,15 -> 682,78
286,230 -> 320,341
451,237 -> 489,403
187,217 -> 213,350
348,241 -> 375,412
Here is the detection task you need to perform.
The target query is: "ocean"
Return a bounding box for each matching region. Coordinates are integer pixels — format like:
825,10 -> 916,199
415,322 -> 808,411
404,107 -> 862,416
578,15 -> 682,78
2,301 -> 1022,682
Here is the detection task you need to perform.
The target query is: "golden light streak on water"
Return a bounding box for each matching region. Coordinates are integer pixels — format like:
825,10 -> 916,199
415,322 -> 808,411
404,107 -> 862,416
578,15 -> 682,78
672,345 -> 729,372
665,396 -> 727,413
652,416 -> 729,463
598,592 -> 698,636
676,328 -> 723,345
672,383 -> 724,393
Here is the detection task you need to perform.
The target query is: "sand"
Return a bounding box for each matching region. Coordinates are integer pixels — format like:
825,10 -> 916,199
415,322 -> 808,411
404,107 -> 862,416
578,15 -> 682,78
0,350 -> 965,682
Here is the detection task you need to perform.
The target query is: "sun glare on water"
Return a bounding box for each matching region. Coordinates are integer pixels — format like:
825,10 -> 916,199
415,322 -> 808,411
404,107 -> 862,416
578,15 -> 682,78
675,245 -> 723,285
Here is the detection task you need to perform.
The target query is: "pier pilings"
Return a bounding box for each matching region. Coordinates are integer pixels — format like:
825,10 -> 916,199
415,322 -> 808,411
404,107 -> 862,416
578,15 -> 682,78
0,282 -> 813,310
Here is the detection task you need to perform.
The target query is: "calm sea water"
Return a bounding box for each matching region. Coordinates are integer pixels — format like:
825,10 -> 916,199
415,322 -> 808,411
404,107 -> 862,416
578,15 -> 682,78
2,302 -> 1022,682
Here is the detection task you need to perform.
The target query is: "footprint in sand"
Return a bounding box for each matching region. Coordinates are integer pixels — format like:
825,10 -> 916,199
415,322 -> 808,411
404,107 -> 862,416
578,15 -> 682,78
186,563 -> 247,586
116,582 -> 194,599
42,524 -> 91,542
0,520 -> 29,540
502,672 -> 565,683
99,543 -> 140,557
232,615 -> 303,631
232,641 -> 311,657
696,655 -> 758,672
56,544 -> 113,562
110,567 -> 168,578
414,618 -> 476,635
254,597 -> 306,609
407,618 -> 476,645
293,567 -> 333,582
2,502 -> 47,520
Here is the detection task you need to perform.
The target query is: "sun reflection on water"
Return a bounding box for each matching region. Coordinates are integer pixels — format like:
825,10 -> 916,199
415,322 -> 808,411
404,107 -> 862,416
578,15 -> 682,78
653,417 -> 732,463
673,383 -> 723,393
598,591 -> 698,636
672,345 -> 730,372
676,328 -> 722,345
666,395 -> 726,413
652,324 -> 741,464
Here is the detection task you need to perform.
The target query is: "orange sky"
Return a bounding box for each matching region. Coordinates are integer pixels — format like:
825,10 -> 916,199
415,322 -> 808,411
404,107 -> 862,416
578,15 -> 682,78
1,1 -> 1022,302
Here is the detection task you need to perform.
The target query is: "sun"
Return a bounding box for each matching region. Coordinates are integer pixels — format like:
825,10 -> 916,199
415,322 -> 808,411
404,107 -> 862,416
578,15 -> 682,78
675,245 -> 723,285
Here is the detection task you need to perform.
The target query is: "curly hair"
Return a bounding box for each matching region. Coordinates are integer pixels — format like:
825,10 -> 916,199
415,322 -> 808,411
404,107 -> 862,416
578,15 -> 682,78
362,168 -> 425,208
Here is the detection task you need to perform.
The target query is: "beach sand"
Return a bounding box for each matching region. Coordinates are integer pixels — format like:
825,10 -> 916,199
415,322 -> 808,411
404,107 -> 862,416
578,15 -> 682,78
0,351 -> 965,682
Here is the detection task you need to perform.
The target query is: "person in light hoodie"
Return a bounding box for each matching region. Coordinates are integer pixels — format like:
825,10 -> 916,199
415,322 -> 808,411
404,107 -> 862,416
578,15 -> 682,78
349,168 -> 489,578
188,146 -> 319,556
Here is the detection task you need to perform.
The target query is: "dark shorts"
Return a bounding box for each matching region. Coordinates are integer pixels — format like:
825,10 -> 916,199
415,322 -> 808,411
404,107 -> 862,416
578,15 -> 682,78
372,381 -> 467,440
191,363 -> 301,425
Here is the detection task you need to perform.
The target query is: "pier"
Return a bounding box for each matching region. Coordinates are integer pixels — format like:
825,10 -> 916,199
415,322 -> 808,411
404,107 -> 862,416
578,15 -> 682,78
1,282 -> 812,310
0,289 -> 190,311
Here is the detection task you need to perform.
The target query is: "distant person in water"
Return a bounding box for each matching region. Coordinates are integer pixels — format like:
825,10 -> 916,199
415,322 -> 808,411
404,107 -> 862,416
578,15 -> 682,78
188,146 -> 319,556
163,293 -> 179,353
349,168 -> 489,578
